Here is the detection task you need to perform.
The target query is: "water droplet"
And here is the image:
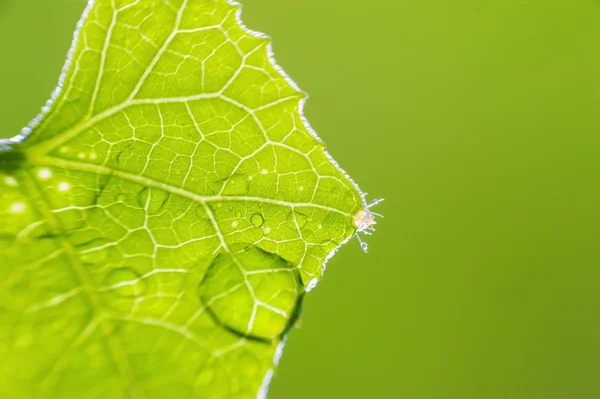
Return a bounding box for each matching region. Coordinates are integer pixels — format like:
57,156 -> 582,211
263,227 -> 271,235
260,169 -> 268,175
104,268 -> 147,298
231,221 -> 239,228
286,211 -> 308,229
140,188 -> 170,214
58,182 -> 70,192
228,206 -> 233,211
235,211 -> 242,218
250,213 -> 264,227
116,193 -> 127,202
59,146 -> 69,154
199,246 -> 302,340
4,176 -> 17,186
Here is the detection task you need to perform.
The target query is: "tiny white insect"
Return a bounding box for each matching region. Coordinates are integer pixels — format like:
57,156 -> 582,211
352,194 -> 384,253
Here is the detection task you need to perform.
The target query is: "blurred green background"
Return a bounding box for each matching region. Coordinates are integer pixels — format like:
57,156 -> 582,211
1,0 -> 599,398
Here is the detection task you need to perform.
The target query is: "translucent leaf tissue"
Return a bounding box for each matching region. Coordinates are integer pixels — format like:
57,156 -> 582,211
0,1 -> 380,397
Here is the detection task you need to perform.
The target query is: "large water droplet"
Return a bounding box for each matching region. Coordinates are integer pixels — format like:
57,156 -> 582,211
250,213 -> 264,227
104,268 -> 147,298
199,246 -> 303,340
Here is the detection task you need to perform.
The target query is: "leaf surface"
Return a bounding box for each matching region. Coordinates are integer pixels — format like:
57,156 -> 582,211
0,0 -> 365,397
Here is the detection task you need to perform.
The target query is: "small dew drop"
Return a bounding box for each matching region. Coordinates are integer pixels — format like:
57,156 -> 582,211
4,176 -> 17,186
58,182 -> 70,192
10,202 -> 25,213
59,146 -> 69,154
77,152 -> 86,159
260,169 -> 268,175
227,206 -> 233,211
89,153 -> 98,160
263,227 -> 271,235
235,211 -> 242,218
116,193 -> 127,202
37,168 -> 52,180
250,213 -> 264,227
318,224 -> 323,229
299,186 -> 304,191
231,221 -> 239,228
104,267 -> 147,298
248,176 -> 253,181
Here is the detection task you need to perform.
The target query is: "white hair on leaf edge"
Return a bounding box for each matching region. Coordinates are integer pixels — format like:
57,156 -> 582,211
2,0 -> 96,148
1,1 -> 381,398
226,2 -> 382,398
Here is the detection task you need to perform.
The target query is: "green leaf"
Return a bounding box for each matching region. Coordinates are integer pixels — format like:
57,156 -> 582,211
0,0 -> 373,397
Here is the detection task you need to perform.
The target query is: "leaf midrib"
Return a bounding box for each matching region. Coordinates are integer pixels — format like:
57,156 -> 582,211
31,156 -> 353,217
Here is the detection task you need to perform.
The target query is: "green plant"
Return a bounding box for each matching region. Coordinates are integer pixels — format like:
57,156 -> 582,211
0,0 -> 378,397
